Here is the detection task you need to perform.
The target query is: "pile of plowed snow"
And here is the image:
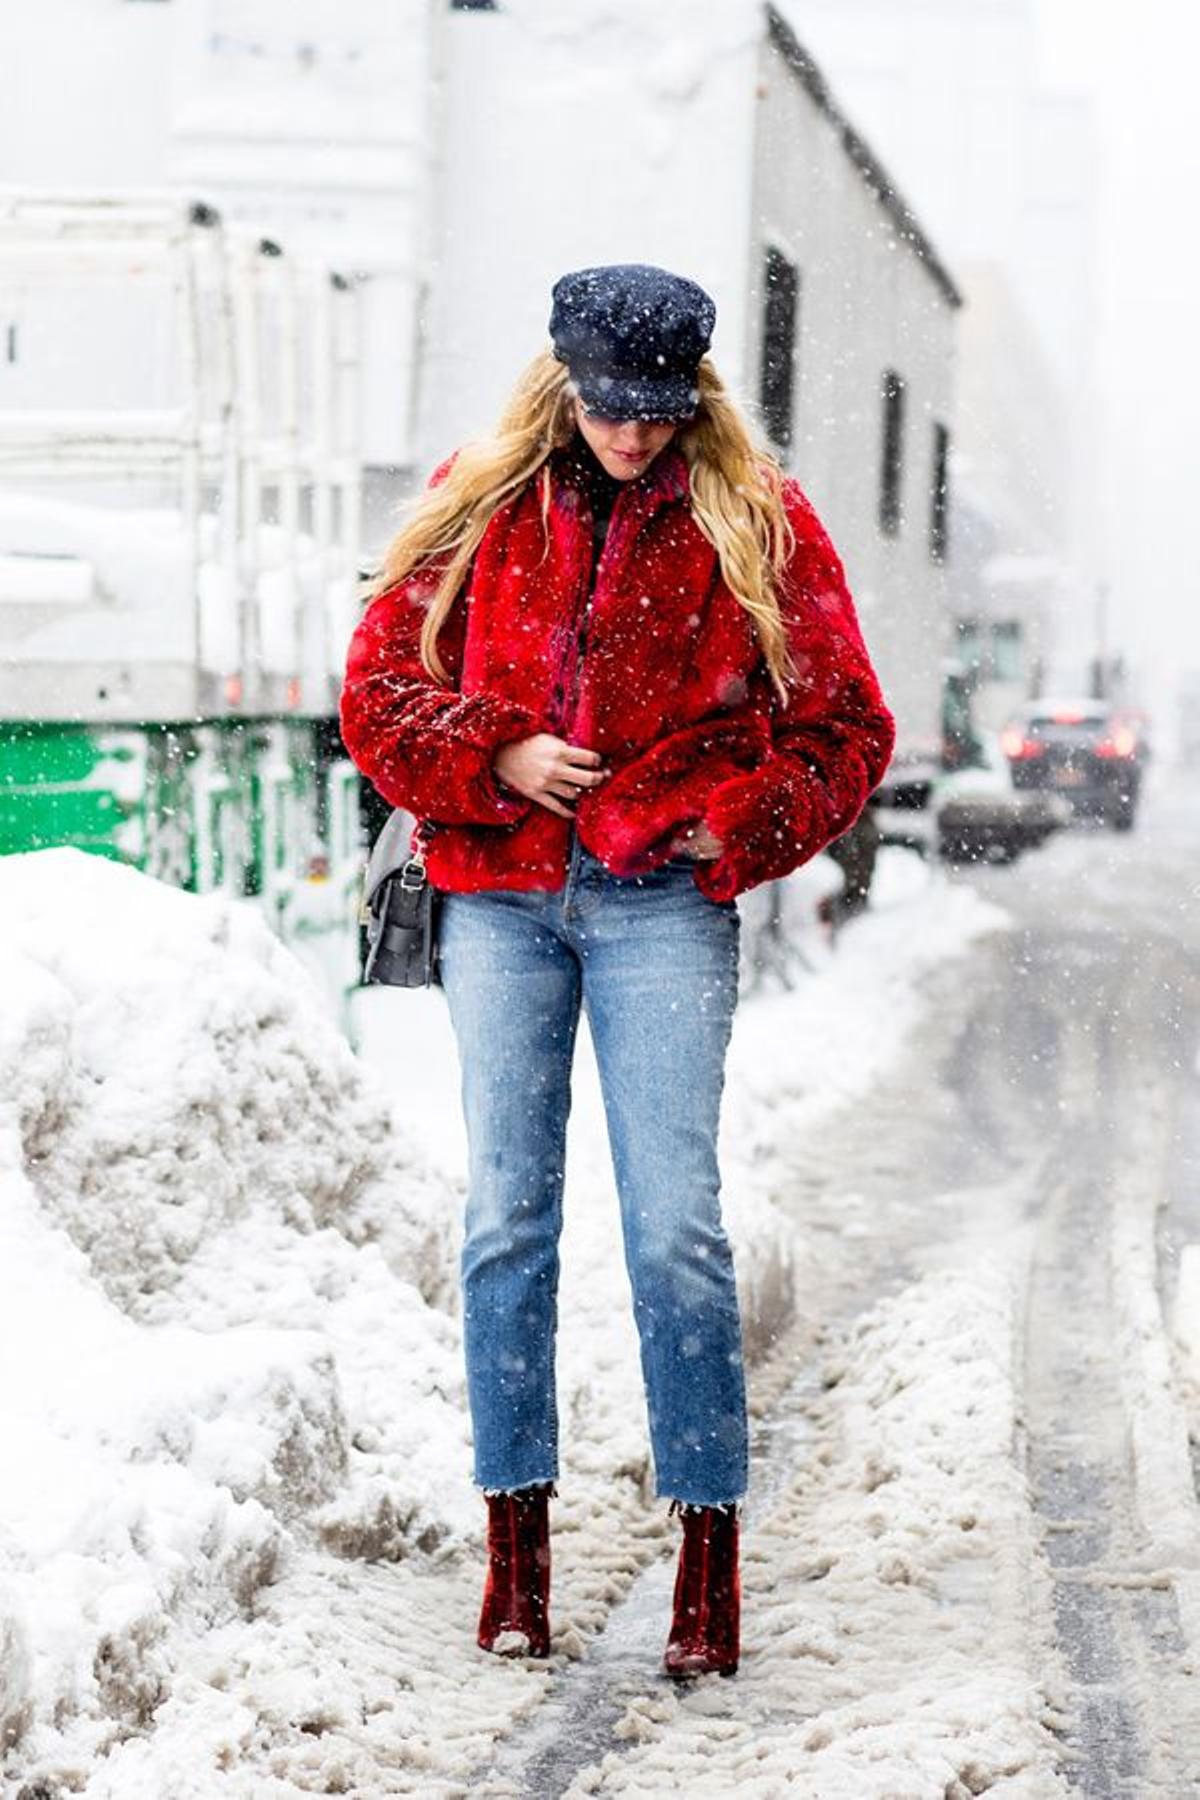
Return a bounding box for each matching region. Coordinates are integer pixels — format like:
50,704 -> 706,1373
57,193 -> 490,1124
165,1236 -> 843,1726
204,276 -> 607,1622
0,850 -> 466,1768
1,843 -> 1010,1792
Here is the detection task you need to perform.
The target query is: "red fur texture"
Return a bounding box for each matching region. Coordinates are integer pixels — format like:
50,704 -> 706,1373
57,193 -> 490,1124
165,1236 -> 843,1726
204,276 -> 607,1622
340,446 -> 895,902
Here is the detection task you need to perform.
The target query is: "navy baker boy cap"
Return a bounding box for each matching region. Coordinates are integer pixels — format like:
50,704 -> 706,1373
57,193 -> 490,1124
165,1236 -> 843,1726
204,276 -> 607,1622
549,263 -> 716,423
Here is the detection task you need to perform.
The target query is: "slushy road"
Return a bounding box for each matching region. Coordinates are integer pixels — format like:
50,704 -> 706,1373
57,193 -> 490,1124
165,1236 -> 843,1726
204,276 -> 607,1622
481,778 -> 1200,1796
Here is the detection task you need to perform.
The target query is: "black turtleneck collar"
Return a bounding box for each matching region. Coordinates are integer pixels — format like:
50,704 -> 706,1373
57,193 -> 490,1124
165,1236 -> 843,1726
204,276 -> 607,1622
564,433 -> 624,556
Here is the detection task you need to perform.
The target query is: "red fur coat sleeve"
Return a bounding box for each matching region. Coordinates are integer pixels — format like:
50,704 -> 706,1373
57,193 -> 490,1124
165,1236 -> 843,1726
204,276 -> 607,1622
693,483 -> 896,904
340,567 -> 538,826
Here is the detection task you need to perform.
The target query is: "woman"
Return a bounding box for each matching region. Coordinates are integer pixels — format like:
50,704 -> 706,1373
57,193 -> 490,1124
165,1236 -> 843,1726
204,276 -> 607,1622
341,264 -> 894,1678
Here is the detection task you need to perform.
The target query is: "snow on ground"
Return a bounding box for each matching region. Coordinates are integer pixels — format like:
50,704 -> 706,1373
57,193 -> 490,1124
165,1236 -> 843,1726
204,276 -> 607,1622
726,845 -> 995,1166
1174,1245 -> 1200,1388
0,850 -> 465,1784
0,844 -> 1013,1794
568,1264 -> 1067,1796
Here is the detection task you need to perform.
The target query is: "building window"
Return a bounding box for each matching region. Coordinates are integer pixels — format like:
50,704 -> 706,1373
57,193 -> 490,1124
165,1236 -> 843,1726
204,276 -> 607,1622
991,621 -> 1022,683
957,616 -> 1022,684
956,617 -> 982,671
879,370 -> 906,535
5,324 -> 16,365
759,246 -> 799,452
930,421 -> 950,562
450,0 -> 498,9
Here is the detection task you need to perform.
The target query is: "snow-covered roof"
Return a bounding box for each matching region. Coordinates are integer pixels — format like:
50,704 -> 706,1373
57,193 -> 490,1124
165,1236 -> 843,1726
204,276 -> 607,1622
1017,694 -> 1107,718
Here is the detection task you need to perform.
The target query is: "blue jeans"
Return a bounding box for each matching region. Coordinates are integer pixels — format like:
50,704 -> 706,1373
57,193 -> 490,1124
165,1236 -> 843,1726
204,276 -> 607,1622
438,841 -> 748,1507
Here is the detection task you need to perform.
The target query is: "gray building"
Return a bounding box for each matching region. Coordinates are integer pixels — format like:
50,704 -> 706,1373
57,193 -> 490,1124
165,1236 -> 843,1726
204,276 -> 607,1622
787,0 -> 1100,718
425,1 -> 961,755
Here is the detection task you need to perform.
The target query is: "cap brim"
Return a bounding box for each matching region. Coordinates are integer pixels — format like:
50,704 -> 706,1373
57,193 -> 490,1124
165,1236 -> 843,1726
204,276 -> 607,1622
574,370 -> 699,423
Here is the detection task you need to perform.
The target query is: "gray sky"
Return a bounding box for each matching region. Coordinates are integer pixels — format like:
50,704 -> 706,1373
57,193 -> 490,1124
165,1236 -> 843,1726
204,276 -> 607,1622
1035,0 -> 1200,687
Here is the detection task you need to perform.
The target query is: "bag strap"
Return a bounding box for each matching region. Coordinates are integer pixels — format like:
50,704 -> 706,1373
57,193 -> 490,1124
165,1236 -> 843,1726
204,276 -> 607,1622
409,817 -> 432,866
362,810 -> 432,915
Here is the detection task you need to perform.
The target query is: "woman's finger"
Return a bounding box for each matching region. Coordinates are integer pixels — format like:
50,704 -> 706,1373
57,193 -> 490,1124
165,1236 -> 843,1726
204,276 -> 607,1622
537,793 -> 576,818
555,763 -> 607,788
559,744 -> 605,769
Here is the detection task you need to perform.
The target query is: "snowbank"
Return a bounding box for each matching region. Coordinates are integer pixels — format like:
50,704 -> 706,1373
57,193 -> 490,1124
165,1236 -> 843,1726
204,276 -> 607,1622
0,850 -> 450,1310
0,850 -> 466,1776
726,846 -> 1006,1162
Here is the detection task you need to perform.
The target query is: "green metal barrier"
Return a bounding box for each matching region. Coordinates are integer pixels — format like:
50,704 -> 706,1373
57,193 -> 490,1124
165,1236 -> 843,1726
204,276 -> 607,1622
0,717 -> 363,1022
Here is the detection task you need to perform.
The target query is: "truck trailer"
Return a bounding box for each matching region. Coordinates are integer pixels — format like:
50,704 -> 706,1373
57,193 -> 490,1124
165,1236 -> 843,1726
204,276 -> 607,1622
0,192 -> 364,1011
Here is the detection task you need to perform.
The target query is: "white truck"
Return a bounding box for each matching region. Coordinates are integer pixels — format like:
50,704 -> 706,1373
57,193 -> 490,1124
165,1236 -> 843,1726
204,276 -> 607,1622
0,191 -> 365,1009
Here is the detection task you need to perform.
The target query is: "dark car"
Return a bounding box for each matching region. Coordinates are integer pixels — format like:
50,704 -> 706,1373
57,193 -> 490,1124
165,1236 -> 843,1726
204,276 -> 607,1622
1001,699 -> 1147,831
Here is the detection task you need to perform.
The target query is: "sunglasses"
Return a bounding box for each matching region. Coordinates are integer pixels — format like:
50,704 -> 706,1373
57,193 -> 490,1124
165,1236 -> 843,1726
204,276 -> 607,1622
577,398 -> 691,426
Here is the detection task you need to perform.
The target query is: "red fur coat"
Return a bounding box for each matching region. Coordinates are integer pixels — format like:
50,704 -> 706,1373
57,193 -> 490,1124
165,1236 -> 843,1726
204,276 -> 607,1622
340,445 -> 895,903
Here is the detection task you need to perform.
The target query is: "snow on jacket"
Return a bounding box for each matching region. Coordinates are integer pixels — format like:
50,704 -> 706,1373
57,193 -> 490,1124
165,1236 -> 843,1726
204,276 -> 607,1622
340,443 -> 895,904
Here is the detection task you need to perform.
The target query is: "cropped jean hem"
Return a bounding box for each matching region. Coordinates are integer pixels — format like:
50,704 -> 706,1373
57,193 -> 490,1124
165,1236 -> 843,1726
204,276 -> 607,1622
657,1477 -> 748,1509
479,1479 -> 558,1499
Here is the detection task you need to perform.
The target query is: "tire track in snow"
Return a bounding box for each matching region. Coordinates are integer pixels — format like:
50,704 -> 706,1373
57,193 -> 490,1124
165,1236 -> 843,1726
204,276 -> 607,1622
1016,927 -> 1200,1795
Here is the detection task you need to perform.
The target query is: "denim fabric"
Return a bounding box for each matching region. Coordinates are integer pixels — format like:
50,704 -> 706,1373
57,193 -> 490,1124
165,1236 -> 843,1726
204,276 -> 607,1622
438,841 -> 748,1507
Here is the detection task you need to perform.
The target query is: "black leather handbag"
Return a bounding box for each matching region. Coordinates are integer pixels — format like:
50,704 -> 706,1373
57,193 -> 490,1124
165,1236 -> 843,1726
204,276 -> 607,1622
361,811 -> 441,988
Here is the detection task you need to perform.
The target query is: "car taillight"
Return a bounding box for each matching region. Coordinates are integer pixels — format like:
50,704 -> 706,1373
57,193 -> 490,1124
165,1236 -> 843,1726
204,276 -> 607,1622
1096,725 -> 1137,759
1001,727 -> 1043,760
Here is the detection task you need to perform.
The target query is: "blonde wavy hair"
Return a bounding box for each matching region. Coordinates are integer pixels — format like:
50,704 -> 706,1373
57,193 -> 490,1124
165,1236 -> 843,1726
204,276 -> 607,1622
372,349 -> 797,699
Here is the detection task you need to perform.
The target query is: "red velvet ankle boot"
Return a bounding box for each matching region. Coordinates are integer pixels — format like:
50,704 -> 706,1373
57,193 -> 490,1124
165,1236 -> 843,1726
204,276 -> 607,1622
477,1486 -> 552,1658
662,1502 -> 740,1679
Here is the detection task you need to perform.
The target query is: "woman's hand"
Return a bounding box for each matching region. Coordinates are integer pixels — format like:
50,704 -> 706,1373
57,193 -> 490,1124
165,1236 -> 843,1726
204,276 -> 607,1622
493,734 -> 610,819
667,823 -> 725,861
